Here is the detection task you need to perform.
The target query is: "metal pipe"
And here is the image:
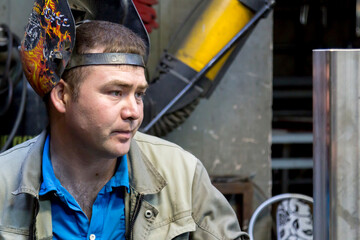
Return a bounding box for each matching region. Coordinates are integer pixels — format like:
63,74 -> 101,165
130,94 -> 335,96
313,49 -> 360,240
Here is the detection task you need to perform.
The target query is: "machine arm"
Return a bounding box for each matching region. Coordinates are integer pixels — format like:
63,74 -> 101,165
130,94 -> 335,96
141,0 -> 275,136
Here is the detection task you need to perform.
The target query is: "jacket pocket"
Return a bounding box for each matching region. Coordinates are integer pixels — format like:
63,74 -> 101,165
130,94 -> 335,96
171,232 -> 190,240
149,214 -> 196,240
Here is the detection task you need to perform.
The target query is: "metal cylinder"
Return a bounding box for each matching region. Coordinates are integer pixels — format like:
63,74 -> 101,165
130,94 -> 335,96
313,49 -> 360,240
175,0 -> 253,81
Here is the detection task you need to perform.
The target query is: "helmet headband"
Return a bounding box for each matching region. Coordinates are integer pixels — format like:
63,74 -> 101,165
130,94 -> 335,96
66,52 -> 145,70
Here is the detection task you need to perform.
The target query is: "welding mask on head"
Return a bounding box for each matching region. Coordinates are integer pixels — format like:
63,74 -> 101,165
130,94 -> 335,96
20,0 -> 149,97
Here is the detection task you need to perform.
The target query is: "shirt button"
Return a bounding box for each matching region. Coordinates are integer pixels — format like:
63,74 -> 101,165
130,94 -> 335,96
145,210 -> 153,218
89,234 -> 96,240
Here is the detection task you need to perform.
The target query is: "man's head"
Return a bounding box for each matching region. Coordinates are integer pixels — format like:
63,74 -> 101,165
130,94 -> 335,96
49,21 -> 148,158
62,20 -> 147,100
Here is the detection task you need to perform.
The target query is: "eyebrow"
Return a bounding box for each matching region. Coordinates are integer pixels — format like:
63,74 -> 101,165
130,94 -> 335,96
103,80 -> 149,90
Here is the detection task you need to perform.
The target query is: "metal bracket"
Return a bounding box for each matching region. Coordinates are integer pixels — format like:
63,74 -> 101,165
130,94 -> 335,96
239,0 -> 274,12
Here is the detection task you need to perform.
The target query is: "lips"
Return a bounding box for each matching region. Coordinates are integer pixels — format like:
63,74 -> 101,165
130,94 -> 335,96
111,130 -> 133,140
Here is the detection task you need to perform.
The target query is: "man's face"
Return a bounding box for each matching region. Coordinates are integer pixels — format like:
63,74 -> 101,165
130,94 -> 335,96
64,65 -> 147,159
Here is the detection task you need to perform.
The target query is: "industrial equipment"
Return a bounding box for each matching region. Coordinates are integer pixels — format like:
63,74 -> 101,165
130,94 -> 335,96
141,0 -> 275,136
0,24 -> 29,152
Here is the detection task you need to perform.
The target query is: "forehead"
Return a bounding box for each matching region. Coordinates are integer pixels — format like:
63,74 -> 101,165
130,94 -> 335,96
82,65 -> 147,86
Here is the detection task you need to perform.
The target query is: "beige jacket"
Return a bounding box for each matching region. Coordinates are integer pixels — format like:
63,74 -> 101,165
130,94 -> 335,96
0,131 -> 249,240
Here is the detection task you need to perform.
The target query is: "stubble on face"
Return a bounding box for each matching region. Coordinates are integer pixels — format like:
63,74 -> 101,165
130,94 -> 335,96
64,65 -> 147,160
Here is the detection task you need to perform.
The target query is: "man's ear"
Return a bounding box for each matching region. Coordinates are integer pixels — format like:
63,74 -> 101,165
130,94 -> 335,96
50,79 -> 71,113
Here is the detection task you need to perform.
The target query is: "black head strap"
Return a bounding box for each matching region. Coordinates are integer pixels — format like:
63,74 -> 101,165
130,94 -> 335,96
66,52 -> 145,70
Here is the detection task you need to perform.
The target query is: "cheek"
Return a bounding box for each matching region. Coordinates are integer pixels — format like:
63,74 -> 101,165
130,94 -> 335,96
69,101 -> 106,128
139,103 -> 144,115
137,103 -> 144,121
91,102 -> 123,126
87,105 -> 115,125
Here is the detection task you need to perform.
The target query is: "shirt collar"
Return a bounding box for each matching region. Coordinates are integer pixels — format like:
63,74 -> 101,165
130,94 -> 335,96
105,154 -> 130,193
127,132 -> 167,195
39,134 -> 130,196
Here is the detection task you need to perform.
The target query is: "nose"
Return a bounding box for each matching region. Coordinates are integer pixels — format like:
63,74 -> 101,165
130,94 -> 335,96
121,96 -> 142,121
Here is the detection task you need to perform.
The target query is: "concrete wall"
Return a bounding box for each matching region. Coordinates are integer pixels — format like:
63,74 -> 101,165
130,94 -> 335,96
0,0 -> 33,38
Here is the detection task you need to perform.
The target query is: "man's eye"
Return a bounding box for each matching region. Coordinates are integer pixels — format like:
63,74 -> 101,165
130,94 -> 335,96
135,92 -> 145,100
110,91 -> 122,97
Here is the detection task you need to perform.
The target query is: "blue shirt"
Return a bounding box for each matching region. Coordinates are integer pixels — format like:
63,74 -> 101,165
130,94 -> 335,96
39,135 -> 129,240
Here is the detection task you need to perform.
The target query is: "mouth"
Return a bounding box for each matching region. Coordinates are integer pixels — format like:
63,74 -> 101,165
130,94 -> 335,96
111,130 -> 133,140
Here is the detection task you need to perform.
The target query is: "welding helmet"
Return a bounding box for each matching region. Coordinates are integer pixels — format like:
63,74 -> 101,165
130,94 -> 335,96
20,0 -> 149,97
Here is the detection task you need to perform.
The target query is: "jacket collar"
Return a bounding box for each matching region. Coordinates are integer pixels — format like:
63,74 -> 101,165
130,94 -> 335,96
13,130 -> 167,197
12,130 -> 47,197
127,134 -> 167,195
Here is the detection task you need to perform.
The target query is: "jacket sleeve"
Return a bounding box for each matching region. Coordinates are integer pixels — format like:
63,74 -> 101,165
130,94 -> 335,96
190,160 -> 250,240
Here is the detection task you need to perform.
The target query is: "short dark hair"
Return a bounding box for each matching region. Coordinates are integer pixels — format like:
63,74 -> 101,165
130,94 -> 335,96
61,20 -> 147,100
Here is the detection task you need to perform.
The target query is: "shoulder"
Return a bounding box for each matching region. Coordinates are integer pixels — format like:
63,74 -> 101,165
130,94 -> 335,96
0,132 -> 44,193
133,131 -> 199,177
0,136 -> 44,235
133,131 -> 195,157
133,132 -> 197,162
133,131 -> 183,148
0,136 -> 39,173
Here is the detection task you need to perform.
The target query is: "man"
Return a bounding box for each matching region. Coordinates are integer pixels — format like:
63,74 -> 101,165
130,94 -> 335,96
0,1 -> 249,240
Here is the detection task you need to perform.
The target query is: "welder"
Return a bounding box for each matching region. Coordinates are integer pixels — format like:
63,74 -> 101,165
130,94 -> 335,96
0,0 -> 249,239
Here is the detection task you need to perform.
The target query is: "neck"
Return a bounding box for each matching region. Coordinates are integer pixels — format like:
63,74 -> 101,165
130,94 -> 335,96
49,125 -> 118,184
49,124 -> 119,220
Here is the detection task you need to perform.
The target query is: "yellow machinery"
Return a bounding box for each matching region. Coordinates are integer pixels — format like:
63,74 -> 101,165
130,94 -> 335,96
141,0 -> 274,136
176,0 -> 253,81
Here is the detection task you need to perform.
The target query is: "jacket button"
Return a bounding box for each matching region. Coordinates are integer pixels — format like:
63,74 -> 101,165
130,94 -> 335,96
145,210 -> 153,218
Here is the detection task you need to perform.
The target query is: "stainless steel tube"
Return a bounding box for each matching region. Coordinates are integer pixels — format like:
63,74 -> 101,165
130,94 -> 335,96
313,49 -> 360,240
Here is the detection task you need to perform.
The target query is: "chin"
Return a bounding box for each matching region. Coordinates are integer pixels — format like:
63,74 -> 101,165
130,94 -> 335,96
101,136 -> 132,158
103,149 -> 128,159
112,144 -> 131,157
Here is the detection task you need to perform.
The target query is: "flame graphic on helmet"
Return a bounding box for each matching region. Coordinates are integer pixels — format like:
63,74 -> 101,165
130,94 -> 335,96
21,0 -> 73,97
